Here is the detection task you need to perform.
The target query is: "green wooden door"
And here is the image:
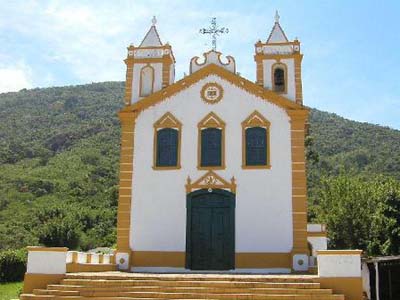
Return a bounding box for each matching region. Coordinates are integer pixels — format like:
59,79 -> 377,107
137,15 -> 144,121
186,189 -> 235,270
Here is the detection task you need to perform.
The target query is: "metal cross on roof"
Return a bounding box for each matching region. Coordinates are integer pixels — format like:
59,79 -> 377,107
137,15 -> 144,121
199,17 -> 229,51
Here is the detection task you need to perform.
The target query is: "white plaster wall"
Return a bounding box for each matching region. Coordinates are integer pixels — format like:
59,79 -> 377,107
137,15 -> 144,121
131,63 -> 163,103
27,251 -> 67,274
169,64 -> 175,85
318,254 -> 361,277
308,236 -> 327,256
262,58 -> 295,102
130,74 -> 293,253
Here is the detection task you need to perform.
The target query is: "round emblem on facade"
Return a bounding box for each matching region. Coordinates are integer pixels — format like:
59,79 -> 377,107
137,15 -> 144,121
200,82 -> 223,104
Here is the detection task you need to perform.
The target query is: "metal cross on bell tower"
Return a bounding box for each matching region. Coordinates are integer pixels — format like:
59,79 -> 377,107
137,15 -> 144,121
199,17 -> 229,51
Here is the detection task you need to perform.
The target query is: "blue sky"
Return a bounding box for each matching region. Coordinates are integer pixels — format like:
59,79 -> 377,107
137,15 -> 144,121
0,0 -> 399,129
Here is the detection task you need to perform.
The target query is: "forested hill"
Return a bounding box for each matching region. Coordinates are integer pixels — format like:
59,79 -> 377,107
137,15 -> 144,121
0,82 -> 399,253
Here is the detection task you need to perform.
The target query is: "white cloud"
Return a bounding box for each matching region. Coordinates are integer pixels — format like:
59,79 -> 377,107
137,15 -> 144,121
0,1 -> 273,84
0,62 -> 33,93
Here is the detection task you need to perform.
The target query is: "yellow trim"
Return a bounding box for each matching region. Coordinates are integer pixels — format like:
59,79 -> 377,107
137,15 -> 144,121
307,231 -> 327,237
139,64 -> 155,98
124,60 -> 134,105
256,59 -> 264,86
200,82 -> 224,104
66,262 -> 117,273
241,110 -> 271,169
235,252 -> 291,268
131,251 -> 185,267
27,247 -> 68,252
116,111 -> 137,263
186,170 -> 236,194
130,251 -> 292,269
315,277 -> 363,300
287,110 -> 309,254
197,112 -> 226,170
23,273 -> 65,293
121,64 -> 304,115
317,250 -> 363,255
162,59 -> 171,88
152,112 -> 182,170
271,62 -> 288,94
294,54 -> 303,105
125,56 -> 174,64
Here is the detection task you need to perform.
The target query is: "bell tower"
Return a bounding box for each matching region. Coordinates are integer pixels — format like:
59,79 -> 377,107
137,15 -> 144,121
254,12 -> 303,105
124,17 -> 175,105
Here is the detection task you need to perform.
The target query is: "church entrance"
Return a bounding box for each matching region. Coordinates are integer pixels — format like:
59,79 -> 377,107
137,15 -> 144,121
186,189 -> 235,270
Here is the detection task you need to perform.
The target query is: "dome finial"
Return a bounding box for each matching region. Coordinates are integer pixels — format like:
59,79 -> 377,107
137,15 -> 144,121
152,16 -> 157,26
275,10 -> 280,23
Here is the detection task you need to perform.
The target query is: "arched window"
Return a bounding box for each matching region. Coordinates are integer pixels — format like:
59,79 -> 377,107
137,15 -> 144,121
245,127 -> 267,166
272,64 -> 286,93
156,128 -> 178,167
140,65 -> 154,97
198,112 -> 225,169
242,111 -> 270,169
153,112 -> 182,170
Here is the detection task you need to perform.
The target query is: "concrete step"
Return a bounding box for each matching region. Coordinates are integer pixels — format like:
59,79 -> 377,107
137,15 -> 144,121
117,291 -> 344,300
64,273 -> 316,283
59,279 -> 321,289
21,272 -> 345,300
33,290 -> 80,296
22,295 -> 345,300
53,286 -> 333,296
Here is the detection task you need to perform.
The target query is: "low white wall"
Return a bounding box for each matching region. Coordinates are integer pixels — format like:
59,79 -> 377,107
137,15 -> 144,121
317,250 -> 362,278
27,248 -> 68,274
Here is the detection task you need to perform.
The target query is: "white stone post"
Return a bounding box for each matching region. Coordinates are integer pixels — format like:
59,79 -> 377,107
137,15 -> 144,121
23,247 -> 68,293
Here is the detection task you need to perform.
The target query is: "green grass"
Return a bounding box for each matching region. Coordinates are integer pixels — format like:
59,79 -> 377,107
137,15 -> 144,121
0,282 -> 23,300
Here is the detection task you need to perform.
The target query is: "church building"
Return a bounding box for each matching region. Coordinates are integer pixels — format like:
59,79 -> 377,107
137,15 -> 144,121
20,13 -> 365,300
116,14 -> 314,273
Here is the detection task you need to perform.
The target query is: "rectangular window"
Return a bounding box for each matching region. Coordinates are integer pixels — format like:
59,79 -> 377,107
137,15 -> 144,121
156,128 -> 178,167
245,127 -> 267,166
200,128 -> 222,167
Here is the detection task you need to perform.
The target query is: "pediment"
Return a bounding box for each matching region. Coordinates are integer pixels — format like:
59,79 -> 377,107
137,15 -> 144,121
122,64 -> 305,114
186,170 -> 236,193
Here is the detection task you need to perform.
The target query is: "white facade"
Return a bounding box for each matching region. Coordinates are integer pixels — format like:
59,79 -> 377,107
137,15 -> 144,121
130,74 -> 293,254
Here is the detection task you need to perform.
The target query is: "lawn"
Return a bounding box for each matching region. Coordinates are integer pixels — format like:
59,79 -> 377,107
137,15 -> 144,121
0,282 -> 23,300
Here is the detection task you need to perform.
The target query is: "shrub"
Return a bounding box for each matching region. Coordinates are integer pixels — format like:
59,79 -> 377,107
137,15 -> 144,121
0,249 -> 27,282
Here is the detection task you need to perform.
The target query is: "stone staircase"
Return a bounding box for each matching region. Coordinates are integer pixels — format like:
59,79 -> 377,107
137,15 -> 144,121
20,272 -> 345,300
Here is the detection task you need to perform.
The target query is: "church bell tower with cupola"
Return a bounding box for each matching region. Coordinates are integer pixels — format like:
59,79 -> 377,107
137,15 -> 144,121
255,12 -> 303,105
123,17 -> 176,106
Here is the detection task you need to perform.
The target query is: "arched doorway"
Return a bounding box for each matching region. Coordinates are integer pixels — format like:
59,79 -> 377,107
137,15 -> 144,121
186,188 -> 235,270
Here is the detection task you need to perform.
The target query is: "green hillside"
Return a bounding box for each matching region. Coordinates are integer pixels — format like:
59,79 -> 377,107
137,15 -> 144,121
0,82 -> 399,255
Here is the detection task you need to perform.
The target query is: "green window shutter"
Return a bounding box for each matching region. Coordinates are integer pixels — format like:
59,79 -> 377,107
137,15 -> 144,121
156,128 -> 178,167
201,128 -> 222,167
246,127 -> 267,166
